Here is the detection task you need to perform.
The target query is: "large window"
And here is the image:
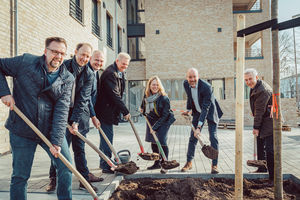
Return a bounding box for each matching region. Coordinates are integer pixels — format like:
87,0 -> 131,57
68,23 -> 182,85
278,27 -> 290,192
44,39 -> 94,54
208,79 -> 226,100
128,37 -> 145,60
160,79 -> 187,101
127,0 -> 144,24
70,0 -> 83,23
106,13 -> 113,48
92,0 -> 101,38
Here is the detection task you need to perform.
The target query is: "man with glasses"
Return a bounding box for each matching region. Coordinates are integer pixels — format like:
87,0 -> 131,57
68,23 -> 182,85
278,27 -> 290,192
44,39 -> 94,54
47,43 -> 100,192
0,37 -> 74,200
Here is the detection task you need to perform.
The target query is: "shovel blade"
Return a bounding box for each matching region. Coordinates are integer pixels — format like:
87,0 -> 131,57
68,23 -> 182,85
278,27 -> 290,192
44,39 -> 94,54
202,145 -> 218,160
114,161 -> 139,175
139,152 -> 160,161
161,160 -> 180,170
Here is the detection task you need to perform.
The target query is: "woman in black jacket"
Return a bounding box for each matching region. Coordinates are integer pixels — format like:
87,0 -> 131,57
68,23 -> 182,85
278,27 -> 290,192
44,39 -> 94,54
141,76 -> 175,173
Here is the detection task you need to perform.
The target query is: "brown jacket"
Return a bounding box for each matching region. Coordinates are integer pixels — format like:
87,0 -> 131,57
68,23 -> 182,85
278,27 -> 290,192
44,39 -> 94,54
250,80 -> 273,138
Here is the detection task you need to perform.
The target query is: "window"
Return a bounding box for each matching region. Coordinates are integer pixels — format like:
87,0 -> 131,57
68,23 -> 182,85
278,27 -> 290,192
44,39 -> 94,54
128,37 -> 145,60
160,79 -> 187,101
117,26 -> 122,53
92,0 -> 101,38
70,0 -> 83,23
209,79 -> 225,100
127,0 -> 144,24
106,13 -> 113,48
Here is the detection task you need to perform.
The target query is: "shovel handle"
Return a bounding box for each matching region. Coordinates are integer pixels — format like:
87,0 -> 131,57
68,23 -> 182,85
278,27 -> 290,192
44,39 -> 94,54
128,118 -> 145,153
97,126 -> 121,164
183,115 -> 205,147
144,116 -> 168,161
254,135 -> 257,160
67,125 -> 117,169
13,106 -> 99,200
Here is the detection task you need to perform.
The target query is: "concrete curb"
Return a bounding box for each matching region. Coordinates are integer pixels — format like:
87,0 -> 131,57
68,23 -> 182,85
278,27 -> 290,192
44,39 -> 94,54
98,175 -> 123,200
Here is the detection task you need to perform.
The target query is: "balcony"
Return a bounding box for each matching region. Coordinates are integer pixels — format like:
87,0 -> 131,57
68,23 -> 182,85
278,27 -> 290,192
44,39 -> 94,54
234,49 -> 263,60
107,33 -> 113,48
233,0 -> 262,14
92,20 -> 101,38
69,0 -> 82,23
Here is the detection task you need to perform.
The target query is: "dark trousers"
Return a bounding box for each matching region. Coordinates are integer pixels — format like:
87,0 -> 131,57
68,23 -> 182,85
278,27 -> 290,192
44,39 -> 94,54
99,120 -> 114,170
264,135 -> 274,180
187,119 -> 218,166
49,128 -> 90,181
257,136 -> 266,161
151,143 -> 169,160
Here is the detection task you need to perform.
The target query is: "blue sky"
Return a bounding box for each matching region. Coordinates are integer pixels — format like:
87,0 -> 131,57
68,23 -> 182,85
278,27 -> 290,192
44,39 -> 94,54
279,0 -> 300,22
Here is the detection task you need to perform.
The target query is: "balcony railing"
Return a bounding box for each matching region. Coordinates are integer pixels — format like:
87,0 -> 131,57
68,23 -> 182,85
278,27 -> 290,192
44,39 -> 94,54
92,20 -> 101,38
234,49 -> 263,60
233,0 -> 262,14
70,0 -> 82,22
107,33 -> 113,48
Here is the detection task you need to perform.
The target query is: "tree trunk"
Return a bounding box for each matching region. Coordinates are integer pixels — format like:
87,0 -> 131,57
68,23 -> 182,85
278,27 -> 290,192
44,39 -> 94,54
271,0 -> 283,199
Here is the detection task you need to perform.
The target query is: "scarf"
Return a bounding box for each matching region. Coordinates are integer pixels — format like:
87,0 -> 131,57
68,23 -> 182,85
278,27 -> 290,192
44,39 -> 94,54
145,93 -> 161,114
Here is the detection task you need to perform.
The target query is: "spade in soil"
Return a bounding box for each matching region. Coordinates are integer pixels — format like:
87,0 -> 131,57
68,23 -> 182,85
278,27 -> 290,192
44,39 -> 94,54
128,118 -> 160,161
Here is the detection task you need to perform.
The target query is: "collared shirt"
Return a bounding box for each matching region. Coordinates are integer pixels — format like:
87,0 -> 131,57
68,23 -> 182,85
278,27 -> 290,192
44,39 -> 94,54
190,83 -> 203,127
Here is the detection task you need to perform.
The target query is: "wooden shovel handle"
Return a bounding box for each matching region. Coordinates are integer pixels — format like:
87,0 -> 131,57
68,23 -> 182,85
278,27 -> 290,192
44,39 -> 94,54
97,126 -> 121,164
67,125 -> 117,168
128,118 -> 145,153
144,115 -> 168,161
13,106 -> 98,200
182,114 -> 205,147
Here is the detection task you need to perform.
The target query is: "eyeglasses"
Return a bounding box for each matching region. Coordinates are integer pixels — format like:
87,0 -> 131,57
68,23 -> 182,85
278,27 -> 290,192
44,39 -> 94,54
47,48 -> 67,57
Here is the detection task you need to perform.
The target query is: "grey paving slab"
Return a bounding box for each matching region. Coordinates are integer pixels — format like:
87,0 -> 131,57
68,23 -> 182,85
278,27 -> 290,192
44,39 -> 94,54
0,116 -> 299,199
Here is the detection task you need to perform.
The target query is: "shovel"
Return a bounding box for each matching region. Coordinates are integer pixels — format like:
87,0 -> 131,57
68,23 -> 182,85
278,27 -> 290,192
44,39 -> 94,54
246,135 -> 267,168
67,125 -> 139,175
13,106 -> 99,200
144,115 -> 180,170
128,118 -> 160,161
97,126 -> 121,164
182,114 -> 218,160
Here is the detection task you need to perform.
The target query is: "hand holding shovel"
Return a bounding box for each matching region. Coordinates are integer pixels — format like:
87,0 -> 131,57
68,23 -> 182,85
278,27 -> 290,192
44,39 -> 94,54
144,115 -> 180,170
13,106 -> 99,200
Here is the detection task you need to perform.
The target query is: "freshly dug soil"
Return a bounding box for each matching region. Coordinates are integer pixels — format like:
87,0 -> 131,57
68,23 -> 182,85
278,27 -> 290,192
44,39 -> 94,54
109,177 -> 300,200
114,161 -> 139,175
139,152 -> 160,161
161,160 -> 180,170
247,159 -> 267,168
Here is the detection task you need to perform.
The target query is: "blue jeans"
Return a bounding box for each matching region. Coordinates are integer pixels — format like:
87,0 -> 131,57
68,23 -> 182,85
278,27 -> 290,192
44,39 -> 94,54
187,120 -> 219,166
50,129 -> 90,181
9,132 -> 72,200
99,121 -> 113,170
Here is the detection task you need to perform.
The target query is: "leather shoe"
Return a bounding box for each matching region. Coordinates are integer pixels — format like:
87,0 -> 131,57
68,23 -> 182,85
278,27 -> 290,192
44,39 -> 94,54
45,177 -> 56,192
147,161 -> 161,170
102,168 -> 115,174
88,172 -> 104,182
181,161 -> 192,172
211,165 -> 219,174
252,166 -> 268,173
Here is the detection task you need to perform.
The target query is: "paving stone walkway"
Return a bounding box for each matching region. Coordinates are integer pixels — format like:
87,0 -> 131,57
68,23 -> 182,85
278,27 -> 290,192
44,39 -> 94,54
0,117 -> 299,199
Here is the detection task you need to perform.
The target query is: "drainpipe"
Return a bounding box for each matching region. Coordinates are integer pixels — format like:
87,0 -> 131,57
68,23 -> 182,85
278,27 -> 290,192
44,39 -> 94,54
14,0 -> 18,56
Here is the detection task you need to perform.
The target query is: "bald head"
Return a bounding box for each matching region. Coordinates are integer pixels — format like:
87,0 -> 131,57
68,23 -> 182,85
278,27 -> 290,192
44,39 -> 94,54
186,68 -> 199,88
90,50 -> 105,71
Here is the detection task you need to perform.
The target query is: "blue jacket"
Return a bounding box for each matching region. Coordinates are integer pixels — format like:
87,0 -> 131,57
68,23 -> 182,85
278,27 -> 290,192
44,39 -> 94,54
64,59 -> 94,134
87,63 -> 97,118
184,79 -> 223,127
0,54 -> 74,146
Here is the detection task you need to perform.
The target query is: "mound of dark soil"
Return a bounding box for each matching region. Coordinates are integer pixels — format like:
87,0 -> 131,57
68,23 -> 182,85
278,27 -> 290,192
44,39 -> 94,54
109,178 -> 300,200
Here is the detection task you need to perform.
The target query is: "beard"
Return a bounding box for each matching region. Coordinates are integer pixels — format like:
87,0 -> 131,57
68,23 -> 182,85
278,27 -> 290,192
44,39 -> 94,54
49,59 -> 62,69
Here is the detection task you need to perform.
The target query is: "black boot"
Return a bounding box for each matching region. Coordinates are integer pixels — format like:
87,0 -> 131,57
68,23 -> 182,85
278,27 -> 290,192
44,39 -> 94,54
147,160 -> 161,170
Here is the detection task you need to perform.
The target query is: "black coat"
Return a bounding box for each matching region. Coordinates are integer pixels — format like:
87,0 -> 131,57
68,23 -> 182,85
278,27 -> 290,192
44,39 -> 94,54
94,62 -> 129,125
184,79 -> 223,127
0,54 -> 74,146
64,58 -> 94,134
141,95 -> 176,131
250,80 -> 273,138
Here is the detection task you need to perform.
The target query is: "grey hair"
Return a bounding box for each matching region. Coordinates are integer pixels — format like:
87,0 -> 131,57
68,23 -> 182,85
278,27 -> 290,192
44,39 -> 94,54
117,52 -> 131,61
244,68 -> 258,77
